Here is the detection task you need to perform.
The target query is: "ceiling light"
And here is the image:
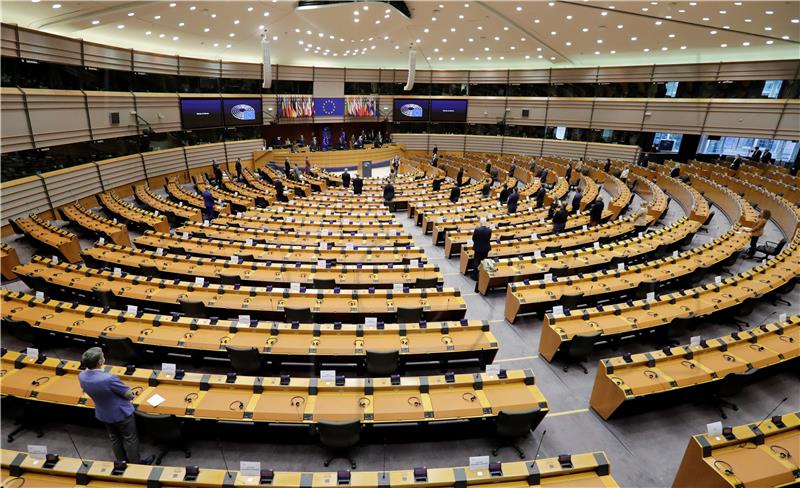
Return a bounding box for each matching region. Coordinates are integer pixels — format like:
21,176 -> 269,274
610,50 -> 616,54
438,56 -> 443,61
601,11 -> 608,16
229,33 -> 235,37
294,28 -> 300,32
764,27 -> 772,31
487,56 -> 492,60
117,24 -> 125,29
375,19 -> 380,23
468,37 -> 473,42
362,5 -> 368,10
226,44 -> 231,48
630,36 -> 637,41
474,56 -> 480,60
594,51 -> 600,54
710,30 -> 717,34
423,28 -> 429,33
434,48 -> 439,52
203,27 -> 209,32
582,27 -> 589,32
459,47 -> 464,51
655,21 -> 663,26
299,41 -> 303,45
306,30 -> 311,35
145,31 -> 151,35
385,8 -> 390,13
172,36 -> 179,40
503,26 -> 509,31
247,6 -> 253,11
510,45 -> 516,50
550,31 -> 557,35
548,2 -> 554,6
719,10 -> 726,14
432,16 -> 437,21
550,56 -> 556,60
668,33 -> 675,38
395,45 -> 400,49
451,27 -> 456,32
689,1 -> 696,5
538,54 -> 543,58
596,39 -> 603,43
565,41 -> 572,46
617,24 -> 623,28
31,0 -> 40,2
384,14 -> 389,18
234,19 -> 239,24
782,35 -> 790,40
702,17 -> 710,21
536,47 -> 542,51
680,45 -> 686,50
178,22 -> 185,26
494,36 -> 500,40
426,56 -> 431,60
742,41 -> 750,46
525,55 -> 530,59
520,37 -> 526,41
415,38 -> 421,43
516,6 -> 522,11
127,12 -> 134,17
766,40 -> 774,44
641,7 -> 648,11
383,35 -> 389,40
478,25 -> 483,29
661,46 -> 668,51
678,9 -> 685,13
52,3 -> 61,8
91,20 -> 100,25
353,18 -> 359,22
643,48 -> 650,52
534,19 -> 540,23
734,1 -> 742,5
213,42 -> 219,47
499,56 -> 505,59
458,14 -> 464,19
211,14 -> 216,18
465,2 -> 469,6
169,2 -> 176,6
154,15 -> 160,19
273,35 -> 278,40
720,43 -> 727,47
189,5 -> 196,10
765,10 -> 773,15
159,33 -> 165,38
745,18 -> 752,22
484,47 -> 490,51
566,15 -> 573,20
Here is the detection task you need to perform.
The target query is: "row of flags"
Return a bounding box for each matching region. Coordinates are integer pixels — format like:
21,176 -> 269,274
277,96 -> 377,118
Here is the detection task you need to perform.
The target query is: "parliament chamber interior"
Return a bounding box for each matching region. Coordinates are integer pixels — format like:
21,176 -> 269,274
0,1 -> 798,487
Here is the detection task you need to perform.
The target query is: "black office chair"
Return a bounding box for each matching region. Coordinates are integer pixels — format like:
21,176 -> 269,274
397,307 -> 423,323
93,288 -> 117,309
134,411 -> 191,465
712,369 -> 759,419
652,317 -> 692,347
753,238 -> 787,259
723,300 -> 755,331
562,332 -> 601,374
492,408 -> 540,458
542,245 -> 561,255
255,196 -> 269,208
178,298 -> 207,318
80,252 -> 103,269
167,246 -> 185,256
633,280 -> 659,301
225,346 -> 263,375
550,266 -> 572,279
2,318 -> 49,350
139,265 -> 160,279
285,307 -> 314,323
238,254 -> 255,262
699,211 -> 715,233
365,350 -> 399,376
103,337 -> 141,366
318,419 -> 361,469
3,397 -> 44,443
219,273 -> 240,286
312,278 -> 336,289
413,277 -> 439,288
560,292 -> 584,312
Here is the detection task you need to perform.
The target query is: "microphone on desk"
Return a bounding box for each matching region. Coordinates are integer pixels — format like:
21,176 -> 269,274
753,396 -> 788,434
217,437 -> 235,484
531,429 -> 547,464
759,311 -> 777,326
64,426 -> 88,467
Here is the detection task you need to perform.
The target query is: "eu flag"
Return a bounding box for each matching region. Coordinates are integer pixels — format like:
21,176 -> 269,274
314,97 -> 344,116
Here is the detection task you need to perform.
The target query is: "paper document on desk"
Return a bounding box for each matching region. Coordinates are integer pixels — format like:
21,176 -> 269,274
147,394 -> 166,407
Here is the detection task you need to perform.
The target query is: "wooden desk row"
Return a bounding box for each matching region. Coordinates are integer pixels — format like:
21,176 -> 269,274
685,173 -> 758,227
222,177 -> 275,203
97,192 -> 169,233
164,177 -> 231,214
15,257 -> 468,322
256,166 -> 313,197
539,237 -> 800,362
460,214 -> 642,273
1,290 -> 498,368
590,315 -> 799,420
477,217 -> 701,295
672,411 -> 799,488
60,203 -> 130,247
10,215 -> 82,264
191,175 -> 255,209
0,351 -> 547,428
134,232 -> 427,265
82,243 -> 443,289
506,228 -> 750,323
212,214 -> 402,234
1,449 -> 619,487
1,242 -> 21,280
244,203 -> 392,219
133,184 -> 202,223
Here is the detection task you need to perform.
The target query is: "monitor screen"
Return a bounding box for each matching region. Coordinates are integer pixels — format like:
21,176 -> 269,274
180,99 -> 224,130
223,98 -> 262,126
430,99 -> 468,122
393,98 -> 430,122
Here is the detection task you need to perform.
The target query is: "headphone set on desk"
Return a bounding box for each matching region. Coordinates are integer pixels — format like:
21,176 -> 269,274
290,396 -> 305,407
228,400 -> 245,411
407,396 -> 422,408
183,393 -> 199,403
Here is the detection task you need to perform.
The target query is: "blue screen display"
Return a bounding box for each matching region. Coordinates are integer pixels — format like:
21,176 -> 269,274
180,99 -> 223,129
223,98 -> 262,126
393,99 -> 430,121
430,99 -> 468,122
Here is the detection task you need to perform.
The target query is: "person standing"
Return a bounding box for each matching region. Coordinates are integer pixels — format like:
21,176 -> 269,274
342,171 -> 351,188
274,179 -> 284,203
564,164 -> 573,186
471,217 -> 492,281
745,210 -> 770,257
570,189 -> 583,214
78,347 -> 153,465
456,167 -> 465,187
235,158 -> 243,181
620,167 -> 629,185
304,157 -> 312,174
284,158 -> 291,177
534,185 -> 547,209
212,160 -> 222,186
589,197 -> 605,226
202,186 -> 215,221
750,147 -> 762,162
383,181 -> 395,203
731,155 -> 742,171
481,180 -> 492,198
353,175 -> 364,195
761,149 -> 772,164
604,159 -> 612,173
498,185 -> 510,204
552,202 -> 568,234
507,188 -> 519,214
433,178 -> 443,192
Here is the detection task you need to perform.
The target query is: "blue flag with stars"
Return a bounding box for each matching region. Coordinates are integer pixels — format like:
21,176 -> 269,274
314,97 -> 344,117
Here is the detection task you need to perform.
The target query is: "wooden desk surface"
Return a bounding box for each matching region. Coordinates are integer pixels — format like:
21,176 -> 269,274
15,257 -> 467,321
590,316 -> 799,420
1,289 -> 498,363
60,204 -> 130,247
1,449 -> 619,487
82,244 -> 443,288
97,192 -> 169,233
133,185 -> 201,222
1,243 -> 21,280
14,216 -> 82,264
0,351 -> 546,425
134,232 -> 426,265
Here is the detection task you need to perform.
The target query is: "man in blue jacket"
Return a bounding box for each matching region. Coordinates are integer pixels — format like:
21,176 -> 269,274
201,186 -> 214,221
78,347 -> 153,464
507,188 -> 519,214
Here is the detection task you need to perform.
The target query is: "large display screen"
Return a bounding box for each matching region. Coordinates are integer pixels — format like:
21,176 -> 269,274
180,99 -> 223,129
430,99 -> 468,122
393,98 -> 430,122
223,98 -> 262,126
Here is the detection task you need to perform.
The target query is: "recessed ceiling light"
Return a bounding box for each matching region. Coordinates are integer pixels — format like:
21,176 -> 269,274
127,12 -> 134,17
678,9 -> 685,13
273,35 -> 279,40
468,37 -> 473,42
525,54 -> 530,59
159,33 -> 165,38
211,13 -> 216,18
550,31 -> 557,35
353,18 -> 359,22
710,30 -> 717,34
415,38 -> 421,43
766,40 -> 774,44
52,3 -> 61,8
383,35 -> 389,40
720,43 -> 727,47
299,40 -> 304,45
641,7 -> 648,11
499,56 -> 505,59
719,10 -> 726,14
465,3 -> 469,7
516,6 -> 522,11
438,56 -> 443,60
203,27 -> 209,32
702,17 -> 710,21
362,5 -> 368,10
655,21 -> 662,25
306,30 -> 311,35
494,36 -> 500,40
189,5 -> 196,10
734,1 -> 742,5
765,10 -> 773,15
536,47 -> 542,51
565,41 -> 572,46
484,47 -> 490,51
234,19 -> 239,24
31,0 -> 40,3
510,45 -> 516,50
384,14 -> 389,18
609,5 -> 616,8
661,46 -> 668,51
744,18 -> 752,22
178,22 -> 185,26
226,44 -> 231,48
520,37 -> 526,41
534,19 -> 540,23
548,2 -> 554,6
459,47 -> 464,51
426,56 -> 431,60
213,42 -> 219,47
375,19 -> 380,23
474,56 -> 480,60
395,45 -> 400,49
550,56 -> 556,60
247,6 -> 253,11
458,14 -> 464,19
538,54 -> 543,58
689,1 -> 696,4
596,39 -> 603,43
742,41 -> 750,46
582,27 -> 589,32
432,16 -> 437,21
630,36 -> 638,41
172,36 -> 179,41
169,2 -> 176,6
601,11 -> 608,16
145,31 -> 151,35
451,27 -> 456,32
434,48 -> 439,52
117,24 -> 125,29
617,24 -> 623,29
764,27 -> 772,31
566,15 -> 573,20
228,33 -> 234,37
503,26 -> 509,31
594,51 -> 600,54
442,38 -> 447,42
792,19 -> 800,23
782,35 -> 790,39
487,56 -> 492,60
668,33 -> 675,38
680,45 -> 687,49
610,50 -> 616,54
91,20 -> 100,25
478,25 -> 483,29
643,48 -> 650,52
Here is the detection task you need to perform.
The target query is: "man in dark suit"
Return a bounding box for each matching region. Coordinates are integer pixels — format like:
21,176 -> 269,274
235,158 -> 243,181
342,171 -> 351,188
383,181 -> 395,203
570,189 -> 583,214
212,160 -> 223,186
456,167 -> 465,187
750,147 -> 762,162
564,164 -> 573,186
284,158 -> 291,177
481,180 -> 492,198
535,185 -> 547,209
539,167 -> 549,185
507,188 -> 519,214
552,202 -> 568,234
669,166 -> 680,178
449,184 -> 460,203
353,175 -> 363,195
471,217 -> 492,281
589,197 -> 605,226
498,185 -> 510,204
604,159 -> 612,173
273,178 -> 285,203
761,149 -> 772,164
730,155 -> 742,171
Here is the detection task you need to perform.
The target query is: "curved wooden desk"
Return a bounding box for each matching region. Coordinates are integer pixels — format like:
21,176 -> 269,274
1,243 -> 21,280
11,216 -> 81,264
133,184 -> 202,223
60,203 -> 130,247
97,192 -> 169,233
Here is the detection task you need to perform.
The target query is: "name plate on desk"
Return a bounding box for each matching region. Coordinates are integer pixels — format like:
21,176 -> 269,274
127,305 -> 138,315
238,315 -> 251,325
346,244 -> 354,251
779,313 -> 787,322
317,260 -> 326,268
552,306 -> 564,315
195,277 -> 205,286
161,363 -> 176,376
646,292 -> 655,301
365,317 -> 378,327
533,251 -> 542,258
544,273 -> 553,282
410,260 -> 419,267
35,291 -> 45,300
245,239 -> 253,246
26,348 -> 39,360
469,455 -> 490,471
240,461 -> 261,478
594,242 -> 600,249
617,263 -> 625,271
393,283 -> 403,292
156,248 -> 164,255
319,242 -> 328,250
27,445 -> 47,459
230,255 -> 239,264
320,370 -> 336,382
182,232 -> 189,239
690,336 -> 701,346
707,421 -> 723,436
290,283 -> 301,292
114,267 -> 123,276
